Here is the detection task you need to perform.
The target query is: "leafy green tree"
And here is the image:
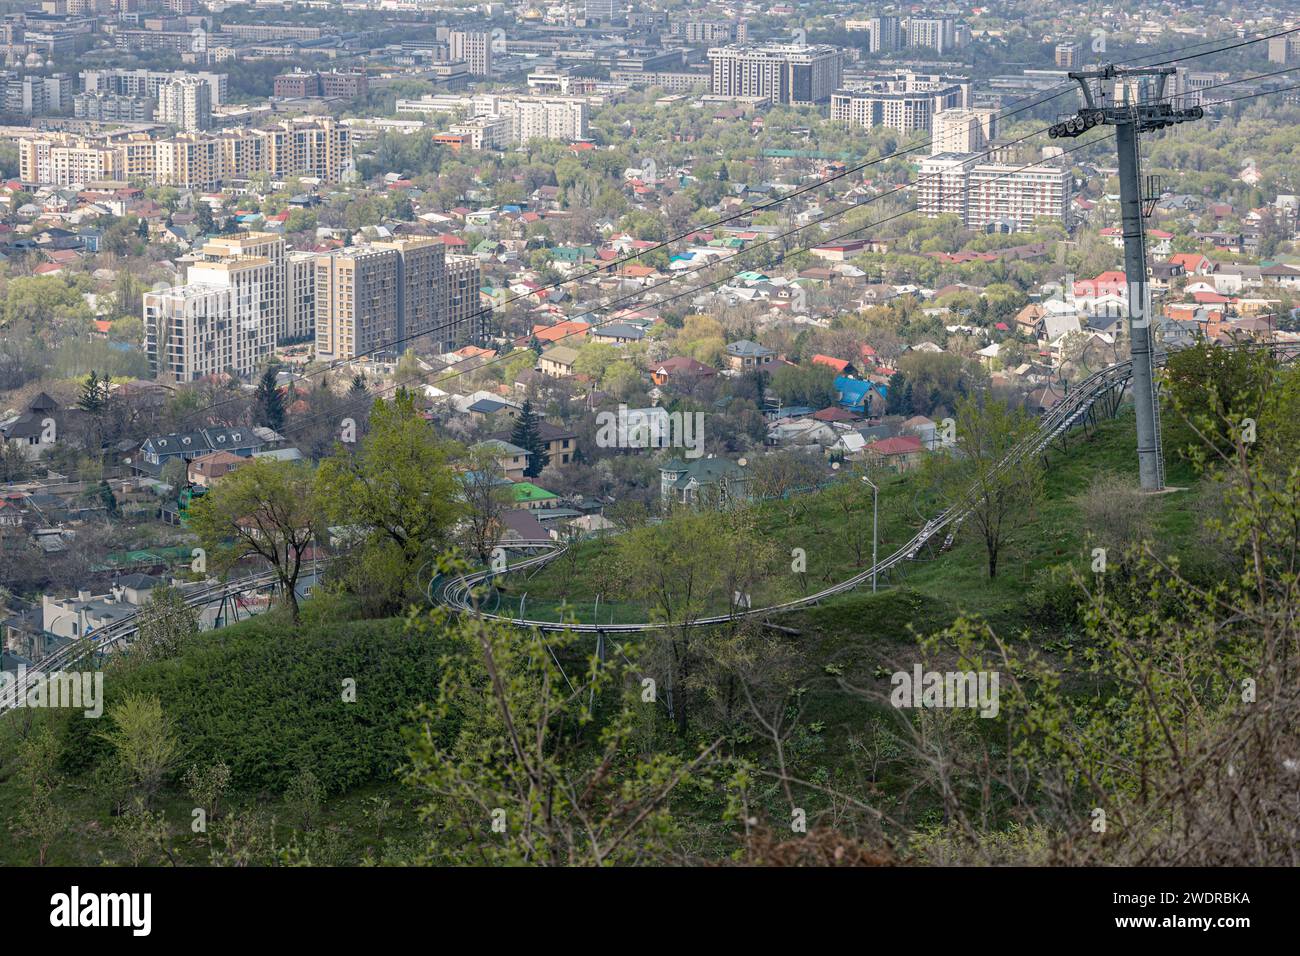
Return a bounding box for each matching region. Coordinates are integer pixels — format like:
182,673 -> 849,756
611,509 -> 777,734
459,444 -> 511,563
189,458 -> 318,623
77,370 -> 109,414
573,341 -> 621,379
885,370 -> 914,415
501,349 -> 538,385
315,392 -> 465,597
97,480 -> 118,517
184,762 -> 232,826
923,396 -> 1042,578
771,363 -> 838,409
114,802 -> 173,866
1165,342 -> 1275,464
133,584 -> 200,662
403,610 -> 726,865
601,361 -> 642,401
9,728 -> 68,865
160,456 -> 188,492
96,693 -> 182,807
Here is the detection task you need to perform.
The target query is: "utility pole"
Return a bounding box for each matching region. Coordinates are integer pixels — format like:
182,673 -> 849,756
1050,65 -> 1203,491
860,474 -> 879,592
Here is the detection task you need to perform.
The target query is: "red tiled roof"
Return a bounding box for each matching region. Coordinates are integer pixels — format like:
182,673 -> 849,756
811,354 -> 850,373
866,435 -> 923,456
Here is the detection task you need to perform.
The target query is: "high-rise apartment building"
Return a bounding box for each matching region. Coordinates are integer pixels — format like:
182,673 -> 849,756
156,76 -> 212,131
907,16 -> 958,55
397,93 -> 589,144
1267,33 -> 1300,65
831,73 -> 970,134
495,96 -> 589,143
313,242 -> 483,362
445,254 -> 483,351
153,119 -> 351,189
930,107 -> 999,155
916,151 -> 1072,232
145,235 -> 471,383
449,30 -> 492,77
80,69 -> 227,106
73,92 -> 154,123
144,258 -> 277,384
708,43 -> 843,105
1054,41 -> 1083,69
286,251 -> 317,343
867,15 -> 903,53
23,119 -> 350,189
2,72 -> 74,116
584,0 -> 618,23
669,19 -> 745,44
312,247 -> 398,363
273,70 -> 369,99
19,135 -> 123,185
199,232 -> 286,341
257,119 -> 352,183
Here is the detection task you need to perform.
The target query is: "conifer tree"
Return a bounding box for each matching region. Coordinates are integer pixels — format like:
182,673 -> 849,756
510,400 -> 549,478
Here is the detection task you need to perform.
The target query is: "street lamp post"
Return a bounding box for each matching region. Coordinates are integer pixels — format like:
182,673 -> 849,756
861,474 -> 879,593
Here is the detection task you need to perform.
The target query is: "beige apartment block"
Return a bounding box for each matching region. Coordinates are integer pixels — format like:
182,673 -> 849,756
144,263 -> 277,385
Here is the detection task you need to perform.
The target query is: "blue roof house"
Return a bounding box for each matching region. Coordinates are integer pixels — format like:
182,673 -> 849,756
835,376 -> 887,415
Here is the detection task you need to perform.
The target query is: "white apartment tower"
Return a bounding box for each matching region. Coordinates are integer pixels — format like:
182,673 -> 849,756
156,76 -> 213,132
831,73 -> 970,134
449,30 -> 493,77
908,16 -> 958,55
915,151 -> 1072,232
144,259 -> 277,384
931,107 -> 1000,155
707,43 -> 843,105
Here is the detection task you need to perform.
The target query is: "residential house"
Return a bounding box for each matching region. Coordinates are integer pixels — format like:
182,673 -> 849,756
539,346 -> 580,378
134,428 -> 264,478
474,439 -> 531,480
659,457 -> 753,508
187,450 -> 248,488
863,434 -> 925,472
0,392 -> 62,460
590,322 -> 646,346
466,397 -> 520,422
834,376 -> 885,416
651,356 -> 716,387
811,354 -> 856,376
901,415 -> 938,449
510,481 -> 559,510
1211,265 -> 1263,295
1168,253 -> 1216,277
725,340 -> 775,371
490,420 -> 577,467
1262,263 -> 1300,290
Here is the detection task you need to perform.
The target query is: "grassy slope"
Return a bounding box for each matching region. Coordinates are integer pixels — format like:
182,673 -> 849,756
0,410 -> 1211,863
501,408 -> 1205,632
0,614 -> 440,866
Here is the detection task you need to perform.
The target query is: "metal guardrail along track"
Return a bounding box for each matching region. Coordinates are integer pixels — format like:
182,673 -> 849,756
4,343 -> 1294,708
436,342 -> 1300,634
0,568 -> 292,714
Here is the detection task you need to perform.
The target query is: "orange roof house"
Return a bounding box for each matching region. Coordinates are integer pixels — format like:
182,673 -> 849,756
530,320 -> 590,344
811,354 -> 853,375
